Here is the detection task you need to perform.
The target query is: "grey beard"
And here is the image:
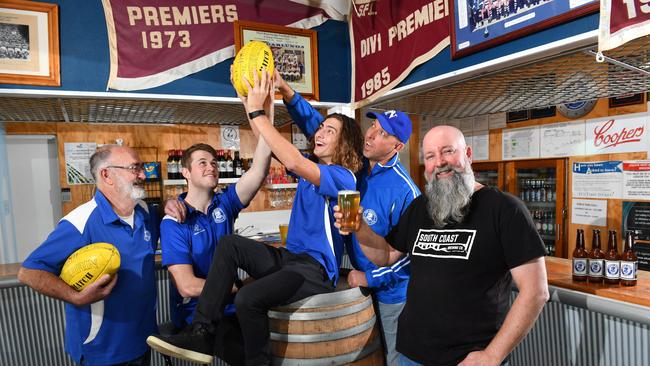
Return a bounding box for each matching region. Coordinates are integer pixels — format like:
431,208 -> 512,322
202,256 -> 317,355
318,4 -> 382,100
130,185 -> 146,200
425,168 -> 475,228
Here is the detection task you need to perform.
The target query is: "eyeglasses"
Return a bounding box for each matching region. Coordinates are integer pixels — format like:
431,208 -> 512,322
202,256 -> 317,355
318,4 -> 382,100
105,163 -> 145,175
424,147 -> 457,161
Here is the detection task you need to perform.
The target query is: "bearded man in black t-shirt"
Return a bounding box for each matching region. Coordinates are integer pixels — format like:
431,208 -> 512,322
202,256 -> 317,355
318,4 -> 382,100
335,125 -> 549,366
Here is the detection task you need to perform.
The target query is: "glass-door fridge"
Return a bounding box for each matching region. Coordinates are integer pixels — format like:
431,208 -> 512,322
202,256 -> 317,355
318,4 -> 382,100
472,162 -> 505,190
507,159 -> 567,258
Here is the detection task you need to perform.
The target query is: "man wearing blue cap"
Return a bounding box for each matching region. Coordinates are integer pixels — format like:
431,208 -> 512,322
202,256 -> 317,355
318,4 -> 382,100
276,72 -> 420,365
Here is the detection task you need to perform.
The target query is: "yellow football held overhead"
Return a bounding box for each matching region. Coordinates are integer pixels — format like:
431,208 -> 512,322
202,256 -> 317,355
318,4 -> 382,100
232,40 -> 275,96
60,243 -> 121,291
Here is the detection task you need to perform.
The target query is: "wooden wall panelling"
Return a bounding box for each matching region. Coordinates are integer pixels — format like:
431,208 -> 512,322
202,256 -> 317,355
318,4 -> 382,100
409,115 -> 425,191
4,122 -> 57,135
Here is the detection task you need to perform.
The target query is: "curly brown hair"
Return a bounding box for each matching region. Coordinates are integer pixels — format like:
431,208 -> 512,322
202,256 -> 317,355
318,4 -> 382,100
324,113 -> 364,173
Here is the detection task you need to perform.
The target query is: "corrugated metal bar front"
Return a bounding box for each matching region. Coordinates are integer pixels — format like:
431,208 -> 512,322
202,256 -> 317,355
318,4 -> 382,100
0,270 -> 230,366
510,292 -> 650,366
3,272 -> 649,365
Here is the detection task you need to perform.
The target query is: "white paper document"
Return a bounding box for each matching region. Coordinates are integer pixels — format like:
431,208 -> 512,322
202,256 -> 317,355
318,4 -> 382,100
572,199 -> 607,226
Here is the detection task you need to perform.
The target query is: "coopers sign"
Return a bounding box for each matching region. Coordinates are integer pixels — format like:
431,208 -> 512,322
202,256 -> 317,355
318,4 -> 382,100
586,114 -> 649,154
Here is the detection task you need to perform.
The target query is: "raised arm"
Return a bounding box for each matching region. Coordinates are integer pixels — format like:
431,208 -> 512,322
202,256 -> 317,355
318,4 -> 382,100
18,267 -> 117,307
459,257 -> 549,366
234,71 -> 273,205
246,71 -> 322,186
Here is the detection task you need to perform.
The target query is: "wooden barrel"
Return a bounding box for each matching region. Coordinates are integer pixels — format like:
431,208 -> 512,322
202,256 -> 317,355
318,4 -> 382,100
268,285 -> 385,365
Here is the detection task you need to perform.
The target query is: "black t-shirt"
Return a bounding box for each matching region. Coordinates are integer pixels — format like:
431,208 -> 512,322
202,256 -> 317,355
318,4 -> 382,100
387,186 -> 546,366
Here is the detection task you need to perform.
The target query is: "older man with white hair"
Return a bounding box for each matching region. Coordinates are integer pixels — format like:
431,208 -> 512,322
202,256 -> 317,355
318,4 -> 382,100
19,145 -> 160,366
335,125 -> 549,366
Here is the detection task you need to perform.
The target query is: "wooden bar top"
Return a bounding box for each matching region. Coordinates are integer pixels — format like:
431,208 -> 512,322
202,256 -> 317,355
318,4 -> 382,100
545,256 -> 650,308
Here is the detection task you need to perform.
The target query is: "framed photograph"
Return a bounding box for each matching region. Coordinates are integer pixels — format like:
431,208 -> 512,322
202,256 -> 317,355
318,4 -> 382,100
0,0 -> 59,86
234,20 -> 319,100
609,93 -> 645,108
450,0 -> 598,59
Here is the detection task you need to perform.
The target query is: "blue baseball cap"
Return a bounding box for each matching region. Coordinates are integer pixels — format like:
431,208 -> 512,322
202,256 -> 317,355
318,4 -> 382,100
366,110 -> 412,144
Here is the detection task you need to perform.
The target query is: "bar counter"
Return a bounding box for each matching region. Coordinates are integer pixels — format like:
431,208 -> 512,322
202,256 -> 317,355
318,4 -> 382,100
1,257 -> 649,366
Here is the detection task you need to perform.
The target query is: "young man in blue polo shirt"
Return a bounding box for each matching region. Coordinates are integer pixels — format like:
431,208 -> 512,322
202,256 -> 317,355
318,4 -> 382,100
19,145 -> 160,366
160,139 -> 271,364
275,73 -> 420,365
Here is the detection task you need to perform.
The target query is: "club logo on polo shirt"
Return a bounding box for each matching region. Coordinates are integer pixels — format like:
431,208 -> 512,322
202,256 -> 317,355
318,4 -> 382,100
193,224 -> 205,235
363,209 -> 378,226
212,208 -> 226,223
144,229 -> 151,242
411,229 -> 476,259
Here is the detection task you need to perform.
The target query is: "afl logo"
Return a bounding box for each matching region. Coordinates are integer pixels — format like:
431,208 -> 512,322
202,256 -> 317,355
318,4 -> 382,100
363,209 -> 378,226
212,208 -> 226,223
143,229 -> 151,242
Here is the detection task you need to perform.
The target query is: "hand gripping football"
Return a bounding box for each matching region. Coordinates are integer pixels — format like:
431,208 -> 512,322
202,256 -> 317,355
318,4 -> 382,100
60,243 -> 121,291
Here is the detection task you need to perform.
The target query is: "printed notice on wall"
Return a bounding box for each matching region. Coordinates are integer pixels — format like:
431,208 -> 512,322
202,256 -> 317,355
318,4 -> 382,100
623,160 -> 650,199
572,161 -> 623,199
540,122 -> 586,158
488,112 -> 506,129
473,115 -> 489,132
65,142 -> 97,185
571,199 -> 607,226
469,131 -> 489,161
502,126 -> 540,160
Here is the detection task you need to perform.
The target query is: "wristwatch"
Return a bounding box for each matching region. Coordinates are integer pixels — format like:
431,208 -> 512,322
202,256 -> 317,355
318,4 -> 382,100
248,110 -> 266,120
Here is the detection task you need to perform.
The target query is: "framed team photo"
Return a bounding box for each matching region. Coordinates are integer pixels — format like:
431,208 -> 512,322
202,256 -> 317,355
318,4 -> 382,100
450,0 -> 598,59
234,20 -> 319,100
0,0 -> 60,86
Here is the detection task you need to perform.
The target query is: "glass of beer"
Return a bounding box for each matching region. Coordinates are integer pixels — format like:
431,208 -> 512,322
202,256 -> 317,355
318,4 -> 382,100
338,190 -> 360,231
279,223 -> 289,246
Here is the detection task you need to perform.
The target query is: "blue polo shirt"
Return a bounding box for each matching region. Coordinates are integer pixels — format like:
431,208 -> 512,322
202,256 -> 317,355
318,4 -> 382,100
286,92 -> 420,303
22,190 -> 159,366
160,186 -> 243,327
286,163 -> 356,284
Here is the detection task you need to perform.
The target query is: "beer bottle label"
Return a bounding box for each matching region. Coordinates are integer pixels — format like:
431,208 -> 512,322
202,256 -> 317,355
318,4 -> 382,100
588,259 -> 604,277
620,261 -> 637,280
605,260 -> 620,279
572,258 -> 588,276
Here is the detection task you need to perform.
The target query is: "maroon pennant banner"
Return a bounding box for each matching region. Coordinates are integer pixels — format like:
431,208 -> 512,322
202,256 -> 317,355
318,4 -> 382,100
101,0 -> 336,90
599,0 -> 650,52
350,0 -> 450,107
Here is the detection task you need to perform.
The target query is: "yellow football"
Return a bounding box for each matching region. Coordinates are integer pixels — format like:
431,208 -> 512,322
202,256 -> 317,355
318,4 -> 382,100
60,243 -> 121,291
232,40 -> 275,96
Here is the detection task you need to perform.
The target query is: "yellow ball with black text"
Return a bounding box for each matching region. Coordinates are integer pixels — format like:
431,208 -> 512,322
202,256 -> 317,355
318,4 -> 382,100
60,243 -> 121,291
232,40 -> 275,96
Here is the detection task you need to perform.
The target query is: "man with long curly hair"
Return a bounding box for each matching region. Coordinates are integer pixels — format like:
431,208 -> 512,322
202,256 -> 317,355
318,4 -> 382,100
275,72 -> 420,365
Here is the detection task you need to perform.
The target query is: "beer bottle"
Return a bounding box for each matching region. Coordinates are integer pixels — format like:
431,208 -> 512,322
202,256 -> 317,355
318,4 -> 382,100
175,150 -> 183,180
225,150 -> 234,179
620,231 -> 638,286
572,229 -> 588,281
588,229 -> 605,283
217,150 -> 226,177
166,150 -> 175,180
604,230 -> 620,285
234,151 -> 243,178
